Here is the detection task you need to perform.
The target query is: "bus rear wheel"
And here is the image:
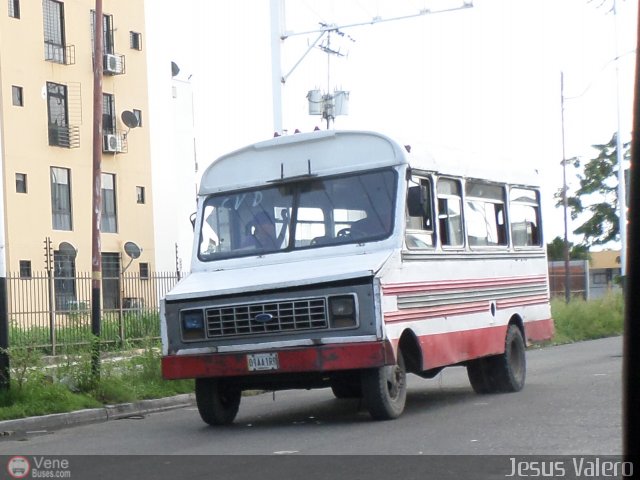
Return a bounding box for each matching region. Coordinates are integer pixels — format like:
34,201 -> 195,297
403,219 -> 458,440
467,324 -> 526,394
361,349 -> 407,420
195,378 -> 241,426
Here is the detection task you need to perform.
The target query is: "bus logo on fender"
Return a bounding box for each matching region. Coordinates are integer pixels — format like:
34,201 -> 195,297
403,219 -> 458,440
254,313 -> 274,323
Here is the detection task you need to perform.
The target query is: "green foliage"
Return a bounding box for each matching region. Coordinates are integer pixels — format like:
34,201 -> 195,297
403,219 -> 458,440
546,236 -> 591,261
9,310 -> 161,352
0,338 -> 193,421
551,293 -> 624,344
556,134 -> 630,246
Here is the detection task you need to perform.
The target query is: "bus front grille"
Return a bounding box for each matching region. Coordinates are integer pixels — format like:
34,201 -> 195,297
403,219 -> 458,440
206,298 -> 328,338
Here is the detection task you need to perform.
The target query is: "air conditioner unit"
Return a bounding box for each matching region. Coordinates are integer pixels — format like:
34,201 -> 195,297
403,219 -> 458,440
103,134 -> 122,153
104,54 -> 120,74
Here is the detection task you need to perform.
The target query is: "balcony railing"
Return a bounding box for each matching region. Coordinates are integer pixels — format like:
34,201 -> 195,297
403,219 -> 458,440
48,124 -> 80,149
44,43 -> 76,65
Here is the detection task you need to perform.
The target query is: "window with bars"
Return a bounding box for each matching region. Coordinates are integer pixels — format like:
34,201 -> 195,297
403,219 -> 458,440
43,0 -> 66,62
54,250 -> 76,310
47,82 -> 70,147
103,93 -> 116,135
19,260 -> 31,278
90,11 -> 114,55
101,173 -> 117,233
130,31 -> 142,50
51,167 -> 72,230
8,0 -> 19,18
101,252 -> 120,309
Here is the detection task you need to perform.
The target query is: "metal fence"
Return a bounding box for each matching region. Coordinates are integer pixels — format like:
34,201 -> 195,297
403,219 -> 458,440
6,271 -> 183,354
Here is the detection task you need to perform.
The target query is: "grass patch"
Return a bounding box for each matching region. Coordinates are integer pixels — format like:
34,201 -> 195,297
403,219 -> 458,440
0,339 -> 193,422
551,293 -> 624,344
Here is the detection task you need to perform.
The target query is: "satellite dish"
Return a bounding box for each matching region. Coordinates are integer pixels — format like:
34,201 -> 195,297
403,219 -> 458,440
58,242 -> 77,258
124,241 -> 142,260
121,110 -> 139,129
171,61 -> 180,77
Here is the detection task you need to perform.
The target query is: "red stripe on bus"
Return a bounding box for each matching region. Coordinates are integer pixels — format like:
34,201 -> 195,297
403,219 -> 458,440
382,274 -> 547,295
384,301 -> 489,323
496,295 -> 550,309
418,318 -> 554,369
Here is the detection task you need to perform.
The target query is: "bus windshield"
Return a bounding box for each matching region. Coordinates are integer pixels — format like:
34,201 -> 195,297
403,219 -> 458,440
198,169 -> 397,260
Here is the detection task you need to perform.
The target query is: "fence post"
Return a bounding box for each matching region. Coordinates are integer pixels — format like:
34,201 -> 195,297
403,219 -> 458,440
47,269 -> 56,356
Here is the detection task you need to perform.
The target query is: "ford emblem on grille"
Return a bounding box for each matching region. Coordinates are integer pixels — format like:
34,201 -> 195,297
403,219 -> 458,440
254,313 -> 275,323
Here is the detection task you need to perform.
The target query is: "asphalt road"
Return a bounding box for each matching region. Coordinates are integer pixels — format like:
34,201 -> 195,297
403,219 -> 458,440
0,336 -> 622,457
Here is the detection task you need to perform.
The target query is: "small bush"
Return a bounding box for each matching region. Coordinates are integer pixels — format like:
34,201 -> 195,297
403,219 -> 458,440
551,293 -> 624,344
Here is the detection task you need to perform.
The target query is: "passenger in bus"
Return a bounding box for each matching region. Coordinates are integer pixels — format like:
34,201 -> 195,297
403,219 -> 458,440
244,210 -> 290,250
350,208 -> 393,238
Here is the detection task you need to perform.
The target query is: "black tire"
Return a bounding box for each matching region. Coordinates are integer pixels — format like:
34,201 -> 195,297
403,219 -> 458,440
467,324 -> 526,394
361,349 -> 407,420
195,378 -> 241,426
330,377 -> 362,399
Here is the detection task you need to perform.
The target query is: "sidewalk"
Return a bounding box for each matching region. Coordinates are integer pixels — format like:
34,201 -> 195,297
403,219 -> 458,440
0,393 -> 194,436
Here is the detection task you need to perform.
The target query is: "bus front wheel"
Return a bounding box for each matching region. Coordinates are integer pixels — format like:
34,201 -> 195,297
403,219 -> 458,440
195,378 -> 241,426
467,324 -> 526,394
361,349 -> 407,420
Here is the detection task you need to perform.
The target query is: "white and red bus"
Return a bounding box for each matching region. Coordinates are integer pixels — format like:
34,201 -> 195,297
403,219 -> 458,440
161,130 -> 554,425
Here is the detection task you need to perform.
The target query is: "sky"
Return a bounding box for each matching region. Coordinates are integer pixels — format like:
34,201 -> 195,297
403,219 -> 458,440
145,0 -> 638,249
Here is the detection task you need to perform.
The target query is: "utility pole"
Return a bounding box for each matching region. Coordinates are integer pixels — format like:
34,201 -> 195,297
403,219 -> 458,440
613,0 -> 627,281
0,135 -> 8,389
270,1 -> 473,134
91,0 -> 104,378
560,72 -> 571,304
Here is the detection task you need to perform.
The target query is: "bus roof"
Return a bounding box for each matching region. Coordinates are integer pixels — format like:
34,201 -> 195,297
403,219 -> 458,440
198,130 -> 541,195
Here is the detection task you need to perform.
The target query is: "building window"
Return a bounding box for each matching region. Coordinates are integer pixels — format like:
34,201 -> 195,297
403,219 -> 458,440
15,173 -> 27,193
136,186 -> 145,204
101,252 -> 120,309
51,167 -> 72,230
130,31 -> 142,50
47,82 -> 71,147
103,93 -> 116,135
43,0 -> 66,63
54,250 -> 76,310
12,85 -> 23,106
133,109 -> 142,127
19,260 -> 31,278
8,0 -> 20,18
91,11 -> 114,55
139,262 -> 149,279
101,173 -> 117,233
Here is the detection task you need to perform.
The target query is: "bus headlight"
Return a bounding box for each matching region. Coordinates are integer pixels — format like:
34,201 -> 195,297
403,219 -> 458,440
329,295 -> 357,328
181,309 -> 206,341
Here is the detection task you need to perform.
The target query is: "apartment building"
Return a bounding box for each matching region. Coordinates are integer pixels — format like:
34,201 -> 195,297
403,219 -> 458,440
0,0 -> 155,309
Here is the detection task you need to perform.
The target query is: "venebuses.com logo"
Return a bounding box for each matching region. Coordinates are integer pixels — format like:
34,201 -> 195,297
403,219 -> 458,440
6,456 -> 71,478
6,456 -> 30,479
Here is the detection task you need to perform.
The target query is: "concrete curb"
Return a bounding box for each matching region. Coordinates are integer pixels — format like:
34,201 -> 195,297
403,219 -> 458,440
0,393 -> 195,435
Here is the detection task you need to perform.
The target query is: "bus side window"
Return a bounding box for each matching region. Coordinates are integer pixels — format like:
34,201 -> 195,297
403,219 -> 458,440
437,178 -> 464,248
405,177 -> 434,248
510,188 -> 542,247
465,181 -> 508,248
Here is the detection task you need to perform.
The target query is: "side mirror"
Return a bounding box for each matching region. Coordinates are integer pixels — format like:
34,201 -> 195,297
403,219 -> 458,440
407,186 -> 428,217
189,212 -> 197,230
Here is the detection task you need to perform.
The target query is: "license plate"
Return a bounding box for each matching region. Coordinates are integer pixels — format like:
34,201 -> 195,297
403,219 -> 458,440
247,352 -> 279,371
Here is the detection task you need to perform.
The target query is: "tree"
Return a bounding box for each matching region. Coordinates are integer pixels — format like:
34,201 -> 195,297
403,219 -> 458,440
556,133 -> 630,246
546,236 -> 590,261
